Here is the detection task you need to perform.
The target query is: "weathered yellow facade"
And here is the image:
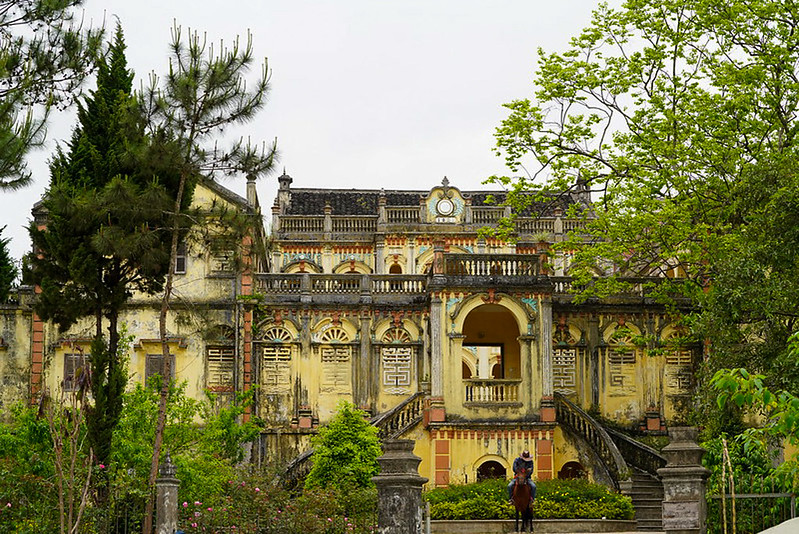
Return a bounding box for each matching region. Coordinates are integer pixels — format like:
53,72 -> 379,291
5,173 -> 695,519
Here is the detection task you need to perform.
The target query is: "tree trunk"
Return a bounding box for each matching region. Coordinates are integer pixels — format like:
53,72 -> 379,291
142,169 -> 188,534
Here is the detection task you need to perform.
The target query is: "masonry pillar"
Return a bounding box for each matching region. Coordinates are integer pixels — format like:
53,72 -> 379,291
373,439 -> 429,534
539,296 -> 555,422
156,454 -> 179,534
657,427 -> 710,534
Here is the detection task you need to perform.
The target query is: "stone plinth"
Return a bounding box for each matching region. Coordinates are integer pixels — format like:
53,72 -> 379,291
156,454 -> 179,534
657,427 -> 710,534
373,439 -> 429,534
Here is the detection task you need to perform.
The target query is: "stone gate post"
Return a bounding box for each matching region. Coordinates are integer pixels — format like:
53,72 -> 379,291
156,453 -> 180,534
372,439 -> 429,534
657,427 -> 710,534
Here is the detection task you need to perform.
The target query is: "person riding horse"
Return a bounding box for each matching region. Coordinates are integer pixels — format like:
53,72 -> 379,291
508,450 -> 537,504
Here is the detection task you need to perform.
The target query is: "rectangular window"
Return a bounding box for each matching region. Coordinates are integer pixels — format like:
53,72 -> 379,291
262,345 -> 292,390
63,353 -> 86,392
174,242 -> 187,274
145,353 -> 176,387
321,346 -> 351,388
207,346 -> 235,391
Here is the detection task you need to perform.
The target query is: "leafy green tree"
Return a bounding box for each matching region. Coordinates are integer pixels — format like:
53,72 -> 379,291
0,0 -> 103,190
490,0 -> 799,415
138,25 -> 276,533
0,226 -> 16,302
305,402 -> 381,491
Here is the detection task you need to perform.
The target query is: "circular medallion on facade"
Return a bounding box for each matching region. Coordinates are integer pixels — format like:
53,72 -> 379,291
436,198 -> 455,216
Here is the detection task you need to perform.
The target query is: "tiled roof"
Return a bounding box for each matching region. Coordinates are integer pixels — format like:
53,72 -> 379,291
285,188 -> 577,217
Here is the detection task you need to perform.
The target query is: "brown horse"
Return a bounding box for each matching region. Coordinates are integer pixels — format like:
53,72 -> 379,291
511,469 -> 534,533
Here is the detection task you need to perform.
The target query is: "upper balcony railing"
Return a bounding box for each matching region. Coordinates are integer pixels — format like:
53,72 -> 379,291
443,253 -> 541,277
273,206 -> 588,238
253,273 -> 428,297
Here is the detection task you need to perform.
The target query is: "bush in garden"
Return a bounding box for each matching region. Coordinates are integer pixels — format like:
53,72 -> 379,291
424,478 -> 634,521
178,471 -> 377,534
305,401 -> 381,491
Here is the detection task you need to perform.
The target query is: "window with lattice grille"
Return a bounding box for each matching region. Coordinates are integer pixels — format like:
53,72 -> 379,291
382,347 -> 412,394
262,346 -> 291,389
321,346 -> 351,388
605,348 -> 637,393
553,348 -> 579,395
665,349 -> 693,392
207,346 -> 234,391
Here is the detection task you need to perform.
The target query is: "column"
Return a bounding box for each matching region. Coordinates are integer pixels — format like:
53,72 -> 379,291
540,297 -> 555,421
156,454 -> 179,534
658,427 -> 711,534
373,440 -> 429,534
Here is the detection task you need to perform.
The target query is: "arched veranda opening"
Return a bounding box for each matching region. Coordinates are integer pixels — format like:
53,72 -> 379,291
461,304 -> 521,379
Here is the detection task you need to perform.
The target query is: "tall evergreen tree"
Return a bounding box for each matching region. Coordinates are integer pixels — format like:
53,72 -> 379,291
0,226 -> 17,302
26,25 -> 177,507
0,0 -> 103,190
139,25 -> 277,534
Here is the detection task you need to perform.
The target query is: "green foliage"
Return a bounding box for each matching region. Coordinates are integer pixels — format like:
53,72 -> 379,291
490,0 -> 799,426
305,402 -> 381,491
177,473 -> 377,533
424,478 -> 634,520
0,0 -> 103,190
110,380 -> 259,504
0,381 -> 260,532
0,404 -> 59,533
0,226 -> 16,302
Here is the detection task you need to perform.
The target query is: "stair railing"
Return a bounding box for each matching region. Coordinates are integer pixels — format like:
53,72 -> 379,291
606,428 -> 667,478
554,392 -> 631,490
369,391 -> 426,439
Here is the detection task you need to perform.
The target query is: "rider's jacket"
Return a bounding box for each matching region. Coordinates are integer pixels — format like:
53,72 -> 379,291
512,457 -> 534,479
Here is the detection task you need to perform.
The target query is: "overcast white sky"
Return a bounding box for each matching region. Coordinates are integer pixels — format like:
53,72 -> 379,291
1,0 -> 611,262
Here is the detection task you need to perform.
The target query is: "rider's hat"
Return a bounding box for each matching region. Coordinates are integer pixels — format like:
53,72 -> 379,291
521,450 -> 531,459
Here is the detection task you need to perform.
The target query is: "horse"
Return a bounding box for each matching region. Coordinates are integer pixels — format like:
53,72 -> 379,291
511,468 -> 534,533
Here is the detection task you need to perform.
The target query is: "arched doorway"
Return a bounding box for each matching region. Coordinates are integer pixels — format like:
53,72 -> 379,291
477,460 -> 507,481
558,461 -> 587,479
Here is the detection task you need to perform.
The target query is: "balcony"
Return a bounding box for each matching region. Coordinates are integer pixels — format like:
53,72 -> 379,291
464,379 -> 522,405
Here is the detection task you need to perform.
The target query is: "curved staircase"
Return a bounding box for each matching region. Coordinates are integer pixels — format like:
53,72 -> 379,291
554,393 -> 667,531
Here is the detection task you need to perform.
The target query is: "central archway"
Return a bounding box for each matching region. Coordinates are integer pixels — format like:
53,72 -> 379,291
461,304 -> 521,379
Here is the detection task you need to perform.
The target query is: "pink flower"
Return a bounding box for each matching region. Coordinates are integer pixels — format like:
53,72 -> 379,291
328,518 -> 333,522
254,487 -> 260,492
194,501 -> 201,506
192,523 -> 197,528
207,507 -> 212,512
194,511 -> 201,517
183,502 -> 188,508
5,502 -> 10,508
98,464 -> 105,469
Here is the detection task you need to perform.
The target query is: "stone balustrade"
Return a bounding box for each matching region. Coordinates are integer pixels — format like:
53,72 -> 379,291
464,379 -> 521,403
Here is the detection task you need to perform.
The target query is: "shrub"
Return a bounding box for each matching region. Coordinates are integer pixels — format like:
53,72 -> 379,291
424,478 -> 634,521
178,470 -> 377,533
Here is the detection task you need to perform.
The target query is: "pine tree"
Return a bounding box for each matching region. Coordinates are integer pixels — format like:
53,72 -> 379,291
0,226 -> 17,302
26,25 -> 175,509
0,0 -> 103,190
139,25 -> 276,534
